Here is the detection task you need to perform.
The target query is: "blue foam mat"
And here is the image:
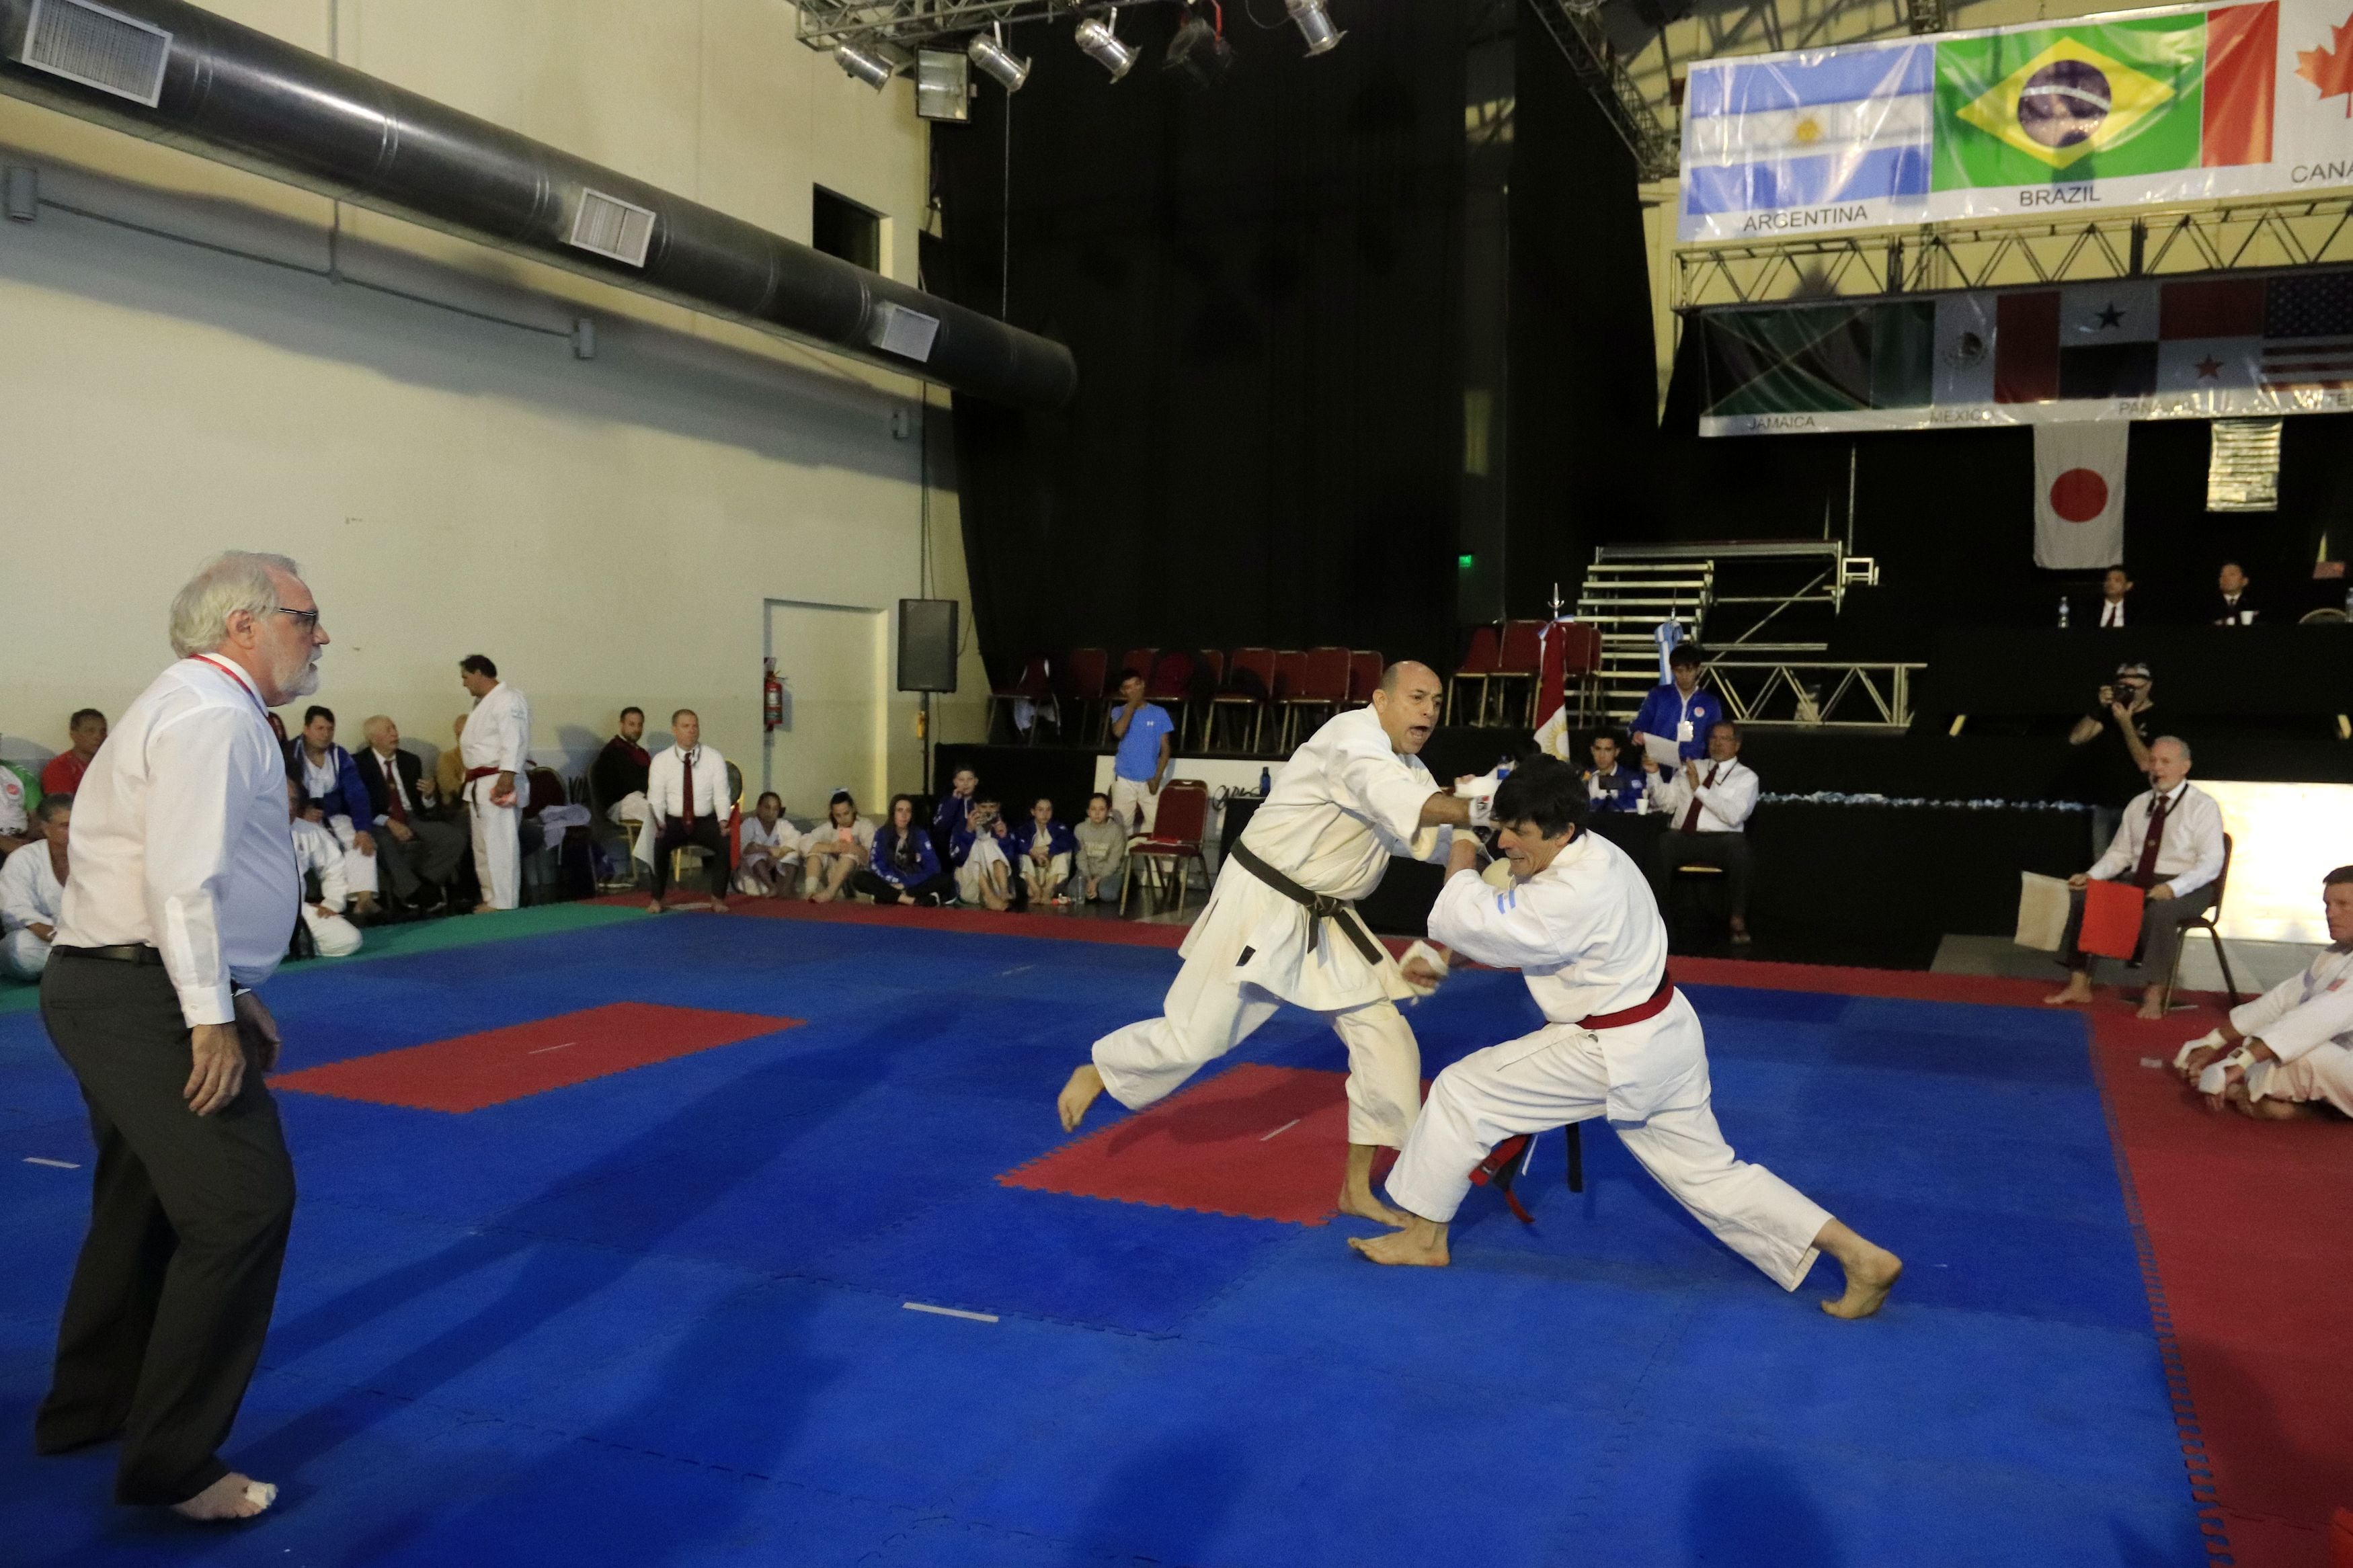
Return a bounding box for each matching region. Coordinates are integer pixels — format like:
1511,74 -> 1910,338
0,915 -> 2203,1565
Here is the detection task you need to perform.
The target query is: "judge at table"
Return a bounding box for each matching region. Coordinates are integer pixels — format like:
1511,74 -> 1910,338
2206,561 -> 2261,626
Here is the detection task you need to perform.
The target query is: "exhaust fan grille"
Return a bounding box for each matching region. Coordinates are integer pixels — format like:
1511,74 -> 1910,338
567,188 -> 655,268
19,0 -> 171,108
867,301 -> 939,363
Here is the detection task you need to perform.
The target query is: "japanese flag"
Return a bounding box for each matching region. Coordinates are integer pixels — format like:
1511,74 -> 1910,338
2033,421 -> 2127,571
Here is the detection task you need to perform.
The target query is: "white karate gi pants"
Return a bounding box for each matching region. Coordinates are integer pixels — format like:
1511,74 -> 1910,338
2,928 -> 51,981
301,905 -> 363,958
1022,852 -> 1072,898
1110,776 -> 1160,836
469,778 -> 522,909
957,837 -> 1010,905
1387,1022 -> 1831,1291
325,815 -> 378,897
2258,1045 -> 2353,1116
1091,946 -> 1421,1149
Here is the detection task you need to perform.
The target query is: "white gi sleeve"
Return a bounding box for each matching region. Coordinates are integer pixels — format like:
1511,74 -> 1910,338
2247,989 -> 2353,1064
0,849 -> 42,933
2227,970 -> 2308,1040
145,704 -> 262,1027
2162,794 -> 2225,900
1429,867 -> 1581,972
313,833 -> 350,914
1336,746 -> 1439,848
495,694 -> 530,774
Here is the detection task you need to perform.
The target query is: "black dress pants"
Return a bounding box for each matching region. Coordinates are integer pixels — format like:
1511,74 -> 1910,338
650,816 -> 731,898
850,868 -> 955,906
36,955 -> 296,1505
1652,829 -> 1755,920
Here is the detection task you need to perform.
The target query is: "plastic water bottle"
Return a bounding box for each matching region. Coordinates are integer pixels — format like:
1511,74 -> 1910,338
1259,767 -> 1271,797
2057,595 -> 2070,629
2344,583 -> 2352,616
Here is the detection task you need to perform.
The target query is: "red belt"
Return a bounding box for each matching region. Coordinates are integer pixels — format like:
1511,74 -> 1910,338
1576,972 -> 1674,1030
464,766 -> 504,781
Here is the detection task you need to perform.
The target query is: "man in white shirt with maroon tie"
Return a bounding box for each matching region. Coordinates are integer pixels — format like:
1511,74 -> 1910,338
1645,720 -> 1760,946
37,550 -> 322,1523
644,708 -> 732,914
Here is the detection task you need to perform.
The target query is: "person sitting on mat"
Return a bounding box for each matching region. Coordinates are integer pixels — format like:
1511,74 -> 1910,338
2043,736 -> 2223,1022
951,795 -> 1014,911
1072,792 -> 1127,906
2176,866 -> 2353,1120
735,792 -> 801,899
1351,755 -> 1903,1319
856,794 -> 956,907
1020,796 -> 1080,907
801,790 -> 873,904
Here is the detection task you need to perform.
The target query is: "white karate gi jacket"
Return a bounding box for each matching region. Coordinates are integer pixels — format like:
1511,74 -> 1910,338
740,815 -> 802,864
0,841 -> 63,934
1189,706 -> 1447,1013
290,818 -> 353,913
1429,827 -> 1708,1124
460,682 -> 532,784
2233,944 -> 2353,1065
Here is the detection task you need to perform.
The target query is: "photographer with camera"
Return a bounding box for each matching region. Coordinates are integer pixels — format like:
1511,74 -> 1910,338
2067,660 -> 2157,856
951,794 -> 1014,910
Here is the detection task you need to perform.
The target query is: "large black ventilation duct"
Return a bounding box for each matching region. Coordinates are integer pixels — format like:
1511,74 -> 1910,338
0,0 -> 1076,409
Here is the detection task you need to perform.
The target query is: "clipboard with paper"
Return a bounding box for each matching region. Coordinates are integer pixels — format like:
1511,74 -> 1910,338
1640,733 -> 1682,772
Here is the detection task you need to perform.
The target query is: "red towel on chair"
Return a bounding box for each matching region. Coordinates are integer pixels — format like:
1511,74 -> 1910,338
2079,878 -> 2145,960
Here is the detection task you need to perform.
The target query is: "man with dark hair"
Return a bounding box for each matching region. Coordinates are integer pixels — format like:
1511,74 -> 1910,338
1646,720 -> 1760,945
2091,566 -> 2135,628
42,709 -> 107,796
1628,644 -> 1722,767
456,655 -> 530,911
1,792 -> 71,979
592,706 -> 656,869
1108,669 -> 1174,834
284,705 -> 378,919
2176,866 -> 2353,1118
1581,731 -> 1646,815
1351,756 -> 1903,1317
2207,562 -> 2261,626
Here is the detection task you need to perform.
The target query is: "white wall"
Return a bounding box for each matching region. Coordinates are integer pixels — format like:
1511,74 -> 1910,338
0,0 -> 991,790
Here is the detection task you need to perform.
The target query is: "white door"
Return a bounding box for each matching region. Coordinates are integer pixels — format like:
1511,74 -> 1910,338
763,599 -> 887,817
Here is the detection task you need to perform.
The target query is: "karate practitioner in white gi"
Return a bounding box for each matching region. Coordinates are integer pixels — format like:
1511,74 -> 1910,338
285,777 -> 362,958
2176,866 -> 2353,1120
0,793 -> 70,981
1059,662 -> 1474,1225
456,654 -> 530,912
1353,756 -> 1905,1318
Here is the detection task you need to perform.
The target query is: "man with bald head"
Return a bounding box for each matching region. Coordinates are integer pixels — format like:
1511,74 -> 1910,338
354,715 -> 467,912
1060,662 -> 1479,1224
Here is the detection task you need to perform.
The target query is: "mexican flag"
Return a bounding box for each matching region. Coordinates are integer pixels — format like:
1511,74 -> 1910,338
1932,4 -> 2280,189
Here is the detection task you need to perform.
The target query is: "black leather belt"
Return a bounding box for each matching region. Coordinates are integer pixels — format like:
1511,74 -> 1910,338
1226,840 -> 1384,965
54,944 -> 163,966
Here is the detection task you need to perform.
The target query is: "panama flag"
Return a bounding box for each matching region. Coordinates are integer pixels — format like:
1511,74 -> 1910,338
1680,42 -> 1935,237
2033,422 -> 2128,570
1933,5 -> 2280,190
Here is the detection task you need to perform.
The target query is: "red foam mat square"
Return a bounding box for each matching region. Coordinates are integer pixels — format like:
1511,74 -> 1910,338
1000,1064 -> 1371,1226
274,1001 -> 799,1113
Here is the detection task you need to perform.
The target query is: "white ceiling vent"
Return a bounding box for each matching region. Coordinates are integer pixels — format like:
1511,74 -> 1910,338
867,301 -> 939,363
19,0 -> 172,108
567,188 -> 654,268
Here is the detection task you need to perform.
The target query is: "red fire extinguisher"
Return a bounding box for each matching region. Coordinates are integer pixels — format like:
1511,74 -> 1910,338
764,659 -> 784,732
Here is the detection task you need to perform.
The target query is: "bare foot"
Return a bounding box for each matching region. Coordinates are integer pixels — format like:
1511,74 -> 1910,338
1814,1225 -> 1903,1320
2042,977 -> 2094,1007
712,899 -> 729,914
1349,1217 -> 1449,1266
2231,1090 -> 2309,1121
1058,1063 -> 1105,1132
1336,1184 -> 1411,1228
2135,988 -> 2169,1021
472,902 -> 496,915
171,1472 -> 276,1522
647,898 -> 664,915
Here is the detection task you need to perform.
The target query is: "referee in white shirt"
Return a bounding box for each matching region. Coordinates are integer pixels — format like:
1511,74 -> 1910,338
36,551 -> 324,1523
645,708 -> 731,913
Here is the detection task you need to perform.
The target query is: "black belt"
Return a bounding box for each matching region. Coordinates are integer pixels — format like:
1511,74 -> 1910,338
54,944 -> 163,966
1227,841 -> 1384,965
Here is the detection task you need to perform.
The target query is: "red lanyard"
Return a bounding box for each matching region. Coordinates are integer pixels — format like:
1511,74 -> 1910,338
189,654 -> 268,718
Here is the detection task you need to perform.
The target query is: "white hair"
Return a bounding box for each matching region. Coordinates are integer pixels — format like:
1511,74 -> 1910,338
167,551 -> 301,658
2153,735 -> 2192,761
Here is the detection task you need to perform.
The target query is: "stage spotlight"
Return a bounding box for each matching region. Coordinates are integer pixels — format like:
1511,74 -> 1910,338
1164,11 -> 1234,87
1285,0 -> 1344,55
968,28 -> 1031,92
1074,14 -> 1139,80
834,41 -> 895,89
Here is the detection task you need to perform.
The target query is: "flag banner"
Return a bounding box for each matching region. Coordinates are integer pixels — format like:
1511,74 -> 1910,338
1677,0 -> 2353,243
2034,421 -> 2128,568
1698,265 -> 2353,434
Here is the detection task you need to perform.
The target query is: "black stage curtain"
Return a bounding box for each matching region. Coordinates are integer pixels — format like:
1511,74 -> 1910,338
934,3 -> 1473,678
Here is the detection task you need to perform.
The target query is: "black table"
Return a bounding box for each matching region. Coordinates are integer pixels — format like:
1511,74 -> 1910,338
1933,626 -> 2351,721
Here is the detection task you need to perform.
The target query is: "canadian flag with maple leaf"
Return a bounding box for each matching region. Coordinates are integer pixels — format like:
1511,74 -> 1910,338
2278,0 -> 2353,180
2296,1 -> 2353,116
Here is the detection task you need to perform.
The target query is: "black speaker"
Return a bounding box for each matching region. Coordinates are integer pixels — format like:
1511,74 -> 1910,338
898,599 -> 960,692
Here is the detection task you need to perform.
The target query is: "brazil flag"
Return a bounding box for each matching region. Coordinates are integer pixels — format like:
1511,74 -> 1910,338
1933,13 -> 2206,190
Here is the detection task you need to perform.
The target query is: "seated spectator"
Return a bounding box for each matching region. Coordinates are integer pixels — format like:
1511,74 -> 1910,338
2044,737 -> 2223,1022
285,776 -> 362,958
40,709 -> 105,796
0,762 -> 28,856
737,792 -> 803,899
801,790 -> 874,904
856,794 -> 955,906
286,705 -> 379,918
644,708 -> 731,915
2176,866 -> 2353,1119
2208,561 -> 2261,626
434,714 -> 471,807
1581,731 -> 1648,814
951,795 -> 1014,911
1628,645 -> 1723,766
593,706 -> 655,866
1072,792 -> 1128,905
934,767 -> 981,860
2091,566 -> 2134,628
1,792 -> 71,981
1646,720 -> 1759,945
355,715 -> 467,913
2067,661 -> 2157,856
1019,796 -> 1080,907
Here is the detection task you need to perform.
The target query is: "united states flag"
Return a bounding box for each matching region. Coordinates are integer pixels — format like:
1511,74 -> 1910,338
2261,273 -> 2353,389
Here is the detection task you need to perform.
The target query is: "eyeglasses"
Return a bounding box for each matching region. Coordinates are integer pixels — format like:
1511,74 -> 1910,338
272,608 -> 323,633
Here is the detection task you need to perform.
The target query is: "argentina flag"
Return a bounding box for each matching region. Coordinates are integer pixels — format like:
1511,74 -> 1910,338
1679,42 -> 1936,243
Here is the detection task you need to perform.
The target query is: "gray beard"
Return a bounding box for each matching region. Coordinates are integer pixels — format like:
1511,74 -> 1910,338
287,657 -> 321,699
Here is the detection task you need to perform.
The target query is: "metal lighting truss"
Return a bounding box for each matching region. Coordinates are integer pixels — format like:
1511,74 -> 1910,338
1675,194 -> 2353,309
1705,659 -> 1925,731
1524,0 -> 1681,181
795,0 -> 1154,50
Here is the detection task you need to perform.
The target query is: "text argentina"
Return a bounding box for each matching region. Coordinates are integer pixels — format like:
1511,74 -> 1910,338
1741,204 -> 1870,233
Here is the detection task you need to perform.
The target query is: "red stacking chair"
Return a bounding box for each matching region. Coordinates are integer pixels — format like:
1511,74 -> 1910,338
1279,646 -> 1351,751
1116,648 -> 1156,690
1211,647 -> 1277,753
1191,649 -> 1226,747
1487,620 -> 1546,728
1061,647 -> 1109,745
1346,649 -> 1384,706
1448,624 -> 1500,726
1555,623 -> 1602,729
986,653 -> 1053,745
1121,778 -> 1211,916
1144,650 -> 1196,751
